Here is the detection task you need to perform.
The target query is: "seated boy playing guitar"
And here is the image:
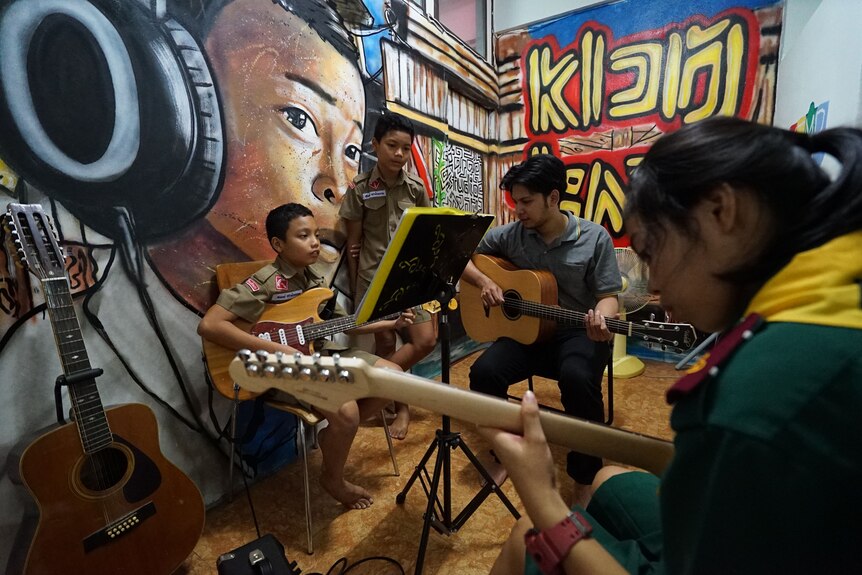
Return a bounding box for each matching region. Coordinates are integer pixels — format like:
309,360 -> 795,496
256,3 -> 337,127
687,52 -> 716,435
198,203 -> 412,509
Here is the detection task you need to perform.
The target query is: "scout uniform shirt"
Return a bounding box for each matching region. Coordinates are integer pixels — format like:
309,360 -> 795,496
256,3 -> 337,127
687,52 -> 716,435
339,165 -> 430,294
216,257 -> 348,354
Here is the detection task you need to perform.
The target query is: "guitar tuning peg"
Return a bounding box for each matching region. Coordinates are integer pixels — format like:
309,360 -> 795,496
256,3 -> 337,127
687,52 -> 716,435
237,349 -> 252,363
245,363 -> 260,376
331,354 -> 350,382
299,364 -> 314,381
311,353 -> 331,381
275,351 -> 294,377
255,350 -> 269,363
263,363 -> 277,377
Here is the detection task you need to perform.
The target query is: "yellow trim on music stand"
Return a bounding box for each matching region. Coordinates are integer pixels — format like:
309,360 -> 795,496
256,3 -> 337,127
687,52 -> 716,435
355,206 -> 494,324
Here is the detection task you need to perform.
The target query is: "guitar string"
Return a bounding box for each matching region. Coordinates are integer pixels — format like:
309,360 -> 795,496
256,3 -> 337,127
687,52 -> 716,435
502,298 -> 686,348
45,278 -> 119,524
23,214 -> 118,526
257,311 -> 402,347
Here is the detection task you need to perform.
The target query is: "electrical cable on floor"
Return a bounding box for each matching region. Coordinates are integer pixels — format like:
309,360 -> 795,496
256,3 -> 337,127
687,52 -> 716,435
305,555 -> 405,575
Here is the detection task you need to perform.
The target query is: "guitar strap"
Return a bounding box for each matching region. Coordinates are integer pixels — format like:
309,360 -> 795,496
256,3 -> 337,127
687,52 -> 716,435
319,288 -> 338,320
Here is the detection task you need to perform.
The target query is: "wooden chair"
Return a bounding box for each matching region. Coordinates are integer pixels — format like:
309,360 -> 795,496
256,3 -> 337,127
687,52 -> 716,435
214,260 -> 399,554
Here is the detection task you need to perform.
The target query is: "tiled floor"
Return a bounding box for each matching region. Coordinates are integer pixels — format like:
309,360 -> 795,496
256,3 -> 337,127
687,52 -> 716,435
179,353 -> 679,574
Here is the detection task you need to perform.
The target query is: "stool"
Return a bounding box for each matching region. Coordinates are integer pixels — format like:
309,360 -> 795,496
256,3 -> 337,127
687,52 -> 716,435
228,394 -> 399,555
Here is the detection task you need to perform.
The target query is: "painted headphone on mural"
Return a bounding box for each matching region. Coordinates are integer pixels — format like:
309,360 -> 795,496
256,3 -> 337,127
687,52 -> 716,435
0,0 -> 224,241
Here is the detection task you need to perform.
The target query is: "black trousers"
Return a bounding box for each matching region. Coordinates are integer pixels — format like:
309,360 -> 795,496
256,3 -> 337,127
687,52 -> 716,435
469,329 -> 610,484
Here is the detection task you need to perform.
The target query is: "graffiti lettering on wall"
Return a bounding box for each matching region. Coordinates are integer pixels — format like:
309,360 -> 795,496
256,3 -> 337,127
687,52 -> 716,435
524,13 -> 756,134
515,0 -> 782,241
434,141 -> 484,214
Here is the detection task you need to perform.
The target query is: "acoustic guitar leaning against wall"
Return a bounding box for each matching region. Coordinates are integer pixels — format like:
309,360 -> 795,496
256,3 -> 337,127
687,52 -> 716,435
4,203 -> 204,575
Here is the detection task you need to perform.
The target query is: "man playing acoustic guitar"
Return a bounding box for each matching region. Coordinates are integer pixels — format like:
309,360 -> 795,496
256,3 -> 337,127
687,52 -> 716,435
460,154 -> 621,506
198,203 -> 413,509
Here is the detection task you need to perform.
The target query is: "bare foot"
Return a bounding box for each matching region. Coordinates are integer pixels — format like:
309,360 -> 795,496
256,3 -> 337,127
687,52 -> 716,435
320,476 -> 374,509
479,450 -> 508,487
388,403 -> 410,440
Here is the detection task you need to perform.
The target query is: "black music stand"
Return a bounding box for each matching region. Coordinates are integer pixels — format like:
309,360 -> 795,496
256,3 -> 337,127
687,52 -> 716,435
355,207 -> 519,575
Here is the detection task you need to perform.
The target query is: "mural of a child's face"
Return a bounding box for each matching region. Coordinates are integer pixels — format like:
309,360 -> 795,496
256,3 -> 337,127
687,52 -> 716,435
206,0 -> 364,266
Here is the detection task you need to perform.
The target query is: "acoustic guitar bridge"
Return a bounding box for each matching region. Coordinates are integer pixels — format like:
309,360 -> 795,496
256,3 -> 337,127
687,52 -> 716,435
82,501 -> 156,552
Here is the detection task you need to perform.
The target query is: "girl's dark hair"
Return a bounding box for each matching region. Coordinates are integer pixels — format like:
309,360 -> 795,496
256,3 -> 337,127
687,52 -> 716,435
500,153 -> 567,198
266,202 -> 313,242
626,116 -> 862,283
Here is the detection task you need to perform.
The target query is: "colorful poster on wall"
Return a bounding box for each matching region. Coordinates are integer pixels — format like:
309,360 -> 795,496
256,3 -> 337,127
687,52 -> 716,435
505,0 -> 783,243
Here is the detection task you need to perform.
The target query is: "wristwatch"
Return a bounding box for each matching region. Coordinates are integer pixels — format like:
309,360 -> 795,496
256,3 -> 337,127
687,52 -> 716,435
524,511 -> 593,575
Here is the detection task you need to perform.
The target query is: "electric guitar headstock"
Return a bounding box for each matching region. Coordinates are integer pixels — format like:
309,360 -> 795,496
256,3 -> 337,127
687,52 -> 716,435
229,350 -> 676,475
4,203 -> 66,281
229,350 -> 375,412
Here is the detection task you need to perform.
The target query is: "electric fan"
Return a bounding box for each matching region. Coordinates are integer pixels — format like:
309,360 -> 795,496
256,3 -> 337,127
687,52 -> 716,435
609,247 -> 651,378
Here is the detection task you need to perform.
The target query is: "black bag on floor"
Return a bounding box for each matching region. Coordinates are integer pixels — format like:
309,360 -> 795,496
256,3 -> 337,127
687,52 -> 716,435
216,534 -> 302,575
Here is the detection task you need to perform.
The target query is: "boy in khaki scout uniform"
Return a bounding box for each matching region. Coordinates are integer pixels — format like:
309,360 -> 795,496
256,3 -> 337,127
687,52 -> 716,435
198,203 -> 413,509
339,112 -> 438,440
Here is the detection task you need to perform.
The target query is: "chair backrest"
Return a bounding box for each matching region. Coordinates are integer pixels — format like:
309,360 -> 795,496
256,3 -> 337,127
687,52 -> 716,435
215,260 -> 272,291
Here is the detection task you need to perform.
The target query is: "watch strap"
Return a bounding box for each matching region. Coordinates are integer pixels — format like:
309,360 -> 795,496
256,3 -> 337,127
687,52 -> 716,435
524,511 -> 592,575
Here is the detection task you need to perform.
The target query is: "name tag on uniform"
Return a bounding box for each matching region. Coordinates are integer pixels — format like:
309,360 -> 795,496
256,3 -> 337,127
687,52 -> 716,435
362,190 -> 386,200
271,289 -> 303,303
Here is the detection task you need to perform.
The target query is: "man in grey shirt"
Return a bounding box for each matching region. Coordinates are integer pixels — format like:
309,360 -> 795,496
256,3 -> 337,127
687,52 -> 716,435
461,154 -> 621,504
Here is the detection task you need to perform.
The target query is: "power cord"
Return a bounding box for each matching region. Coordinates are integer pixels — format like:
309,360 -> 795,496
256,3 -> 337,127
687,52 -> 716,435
306,556 -> 405,575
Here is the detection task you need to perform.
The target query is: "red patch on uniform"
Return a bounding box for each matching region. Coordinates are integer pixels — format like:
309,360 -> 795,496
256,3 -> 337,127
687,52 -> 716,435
666,314 -> 764,404
370,179 -> 381,190
244,277 -> 260,292
274,274 -> 289,291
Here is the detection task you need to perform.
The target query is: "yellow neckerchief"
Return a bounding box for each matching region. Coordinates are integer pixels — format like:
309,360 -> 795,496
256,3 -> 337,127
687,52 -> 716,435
744,230 -> 862,329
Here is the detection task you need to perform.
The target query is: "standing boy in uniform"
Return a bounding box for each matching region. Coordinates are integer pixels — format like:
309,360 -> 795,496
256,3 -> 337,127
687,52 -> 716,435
198,203 -> 413,509
339,112 -> 438,439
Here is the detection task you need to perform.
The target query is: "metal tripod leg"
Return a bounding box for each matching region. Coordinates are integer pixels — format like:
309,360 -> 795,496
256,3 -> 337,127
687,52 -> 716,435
396,424 -> 519,575
227,383 -> 240,501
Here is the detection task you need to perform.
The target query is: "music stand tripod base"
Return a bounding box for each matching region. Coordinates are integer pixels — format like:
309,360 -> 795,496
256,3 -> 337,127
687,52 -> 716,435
352,207 -> 518,575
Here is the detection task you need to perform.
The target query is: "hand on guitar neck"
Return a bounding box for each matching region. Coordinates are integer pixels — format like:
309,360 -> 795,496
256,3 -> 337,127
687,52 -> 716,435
461,255 -> 698,352
462,255 -> 619,343
229,351 -> 674,475
199,287 -> 418,401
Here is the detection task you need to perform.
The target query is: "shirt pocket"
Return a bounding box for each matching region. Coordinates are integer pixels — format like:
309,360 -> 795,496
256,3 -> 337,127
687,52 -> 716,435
396,198 -> 415,218
362,195 -> 386,211
555,257 -> 586,291
362,194 -> 387,229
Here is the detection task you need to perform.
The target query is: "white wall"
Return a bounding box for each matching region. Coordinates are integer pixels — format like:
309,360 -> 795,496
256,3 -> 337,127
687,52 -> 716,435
773,0 -> 862,129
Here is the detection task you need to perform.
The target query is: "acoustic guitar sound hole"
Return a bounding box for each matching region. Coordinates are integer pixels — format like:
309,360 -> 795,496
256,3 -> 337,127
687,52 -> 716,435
80,447 -> 129,492
501,290 -> 522,321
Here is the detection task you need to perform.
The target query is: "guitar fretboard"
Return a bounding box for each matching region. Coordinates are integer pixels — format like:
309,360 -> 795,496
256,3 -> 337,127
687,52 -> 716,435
301,311 -> 400,341
43,277 -> 112,453
503,297 -> 634,332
